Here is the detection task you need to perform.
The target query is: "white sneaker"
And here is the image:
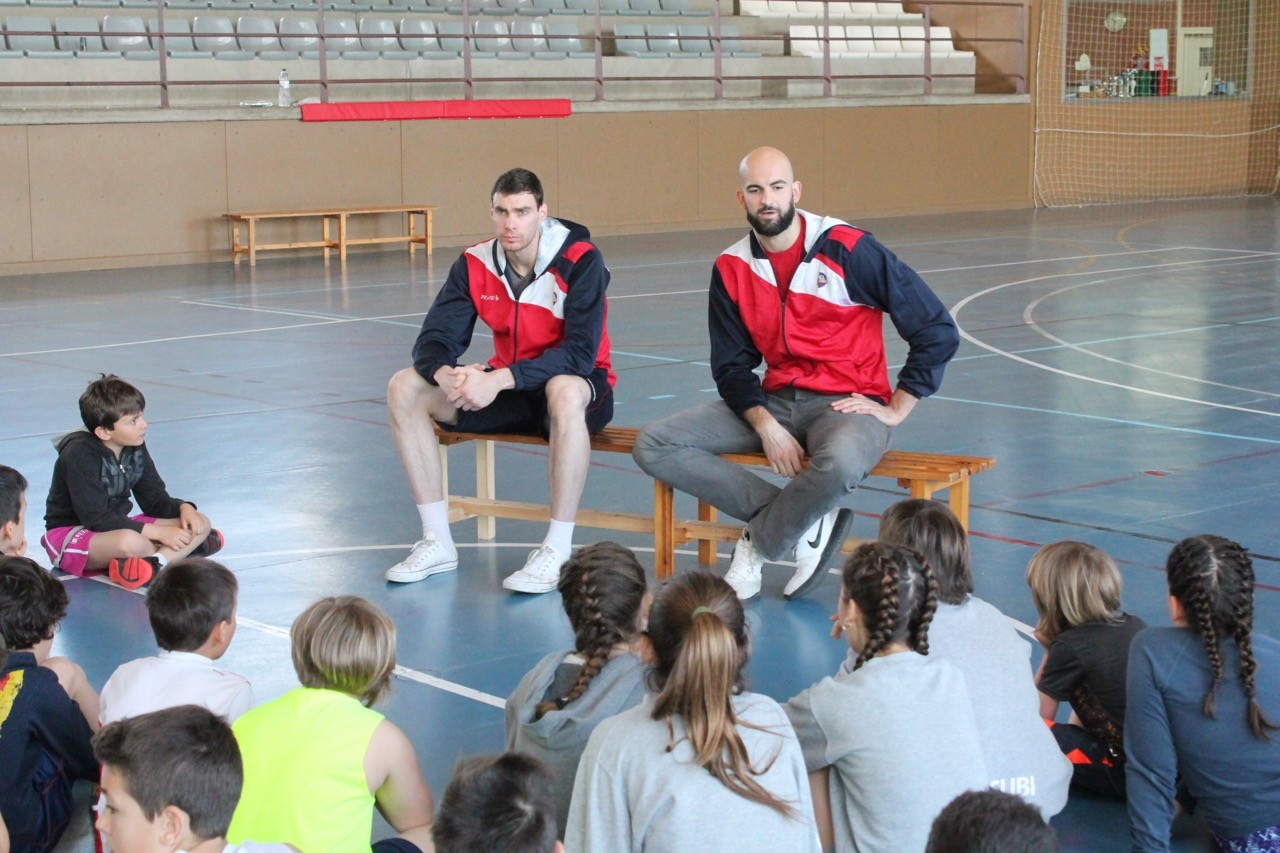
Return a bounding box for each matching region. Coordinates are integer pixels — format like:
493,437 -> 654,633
385,537 -> 458,583
725,531 -> 765,601
503,545 -> 564,594
786,508 -> 853,600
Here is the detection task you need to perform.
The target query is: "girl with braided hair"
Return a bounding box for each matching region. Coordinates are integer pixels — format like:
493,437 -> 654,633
1126,535 -> 1280,852
785,542 -> 987,852
565,570 -> 819,852
1026,541 -> 1146,800
505,542 -> 650,838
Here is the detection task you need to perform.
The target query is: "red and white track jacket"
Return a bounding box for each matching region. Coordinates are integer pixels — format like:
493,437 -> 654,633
413,217 -> 615,390
710,210 -> 958,416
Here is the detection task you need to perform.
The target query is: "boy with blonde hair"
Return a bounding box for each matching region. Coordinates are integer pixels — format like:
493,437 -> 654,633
43,374 -> 222,590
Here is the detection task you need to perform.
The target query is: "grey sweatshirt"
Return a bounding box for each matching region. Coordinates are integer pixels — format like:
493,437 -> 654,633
788,651 -> 988,853
565,693 -> 822,853
505,651 -> 647,837
839,597 -> 1071,818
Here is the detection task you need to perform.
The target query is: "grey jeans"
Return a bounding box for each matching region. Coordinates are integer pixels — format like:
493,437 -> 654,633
633,388 -> 892,560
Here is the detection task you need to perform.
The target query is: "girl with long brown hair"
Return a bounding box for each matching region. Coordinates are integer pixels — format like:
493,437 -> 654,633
505,542 -> 649,837
1026,541 -> 1146,800
786,542 -> 987,852
1127,535 -> 1280,852
564,570 -> 819,851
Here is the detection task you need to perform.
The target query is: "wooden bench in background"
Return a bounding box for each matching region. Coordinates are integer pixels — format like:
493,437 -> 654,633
436,425 -> 996,580
224,205 -> 437,266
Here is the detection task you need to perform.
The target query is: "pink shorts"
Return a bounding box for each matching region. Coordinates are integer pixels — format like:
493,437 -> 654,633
41,515 -> 157,576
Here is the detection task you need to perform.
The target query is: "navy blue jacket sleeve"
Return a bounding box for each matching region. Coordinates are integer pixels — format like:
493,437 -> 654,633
1125,632 -> 1177,852
33,670 -> 100,783
843,233 -> 959,399
59,442 -> 144,534
131,445 -> 186,521
708,264 -> 768,418
412,253 -> 480,385
508,245 -> 609,391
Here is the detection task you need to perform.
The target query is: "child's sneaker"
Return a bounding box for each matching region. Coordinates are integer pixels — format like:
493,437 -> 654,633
190,529 -> 225,558
107,556 -> 159,590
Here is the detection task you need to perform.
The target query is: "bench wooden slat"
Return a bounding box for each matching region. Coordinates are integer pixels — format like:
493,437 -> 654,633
434,425 -> 995,580
224,206 -> 436,267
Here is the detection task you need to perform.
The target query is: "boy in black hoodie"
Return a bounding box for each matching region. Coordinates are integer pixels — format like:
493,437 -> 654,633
42,374 -> 221,589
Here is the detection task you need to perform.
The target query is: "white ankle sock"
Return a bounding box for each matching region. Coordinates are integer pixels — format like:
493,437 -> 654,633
543,519 -> 575,558
418,502 -> 455,550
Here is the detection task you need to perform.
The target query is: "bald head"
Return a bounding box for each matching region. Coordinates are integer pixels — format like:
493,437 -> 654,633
738,146 -> 795,188
736,147 -> 802,246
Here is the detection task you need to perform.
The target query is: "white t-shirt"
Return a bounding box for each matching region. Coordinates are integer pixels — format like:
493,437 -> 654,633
100,650 -> 253,725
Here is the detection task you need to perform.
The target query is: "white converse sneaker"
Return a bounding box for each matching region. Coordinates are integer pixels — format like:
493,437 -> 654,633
785,508 -> 854,600
725,530 -> 765,601
385,536 -> 458,583
503,545 -> 564,594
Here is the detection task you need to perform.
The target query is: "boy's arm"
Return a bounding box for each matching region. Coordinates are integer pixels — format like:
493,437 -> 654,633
33,671 -> 99,782
130,445 -> 187,521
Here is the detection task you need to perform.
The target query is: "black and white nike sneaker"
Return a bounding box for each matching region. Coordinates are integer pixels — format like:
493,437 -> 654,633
785,508 -> 854,599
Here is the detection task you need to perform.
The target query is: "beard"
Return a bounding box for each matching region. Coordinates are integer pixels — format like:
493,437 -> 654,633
746,200 -> 796,238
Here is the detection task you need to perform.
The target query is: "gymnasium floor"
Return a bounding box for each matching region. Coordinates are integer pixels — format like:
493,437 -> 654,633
6,195 -> 1280,851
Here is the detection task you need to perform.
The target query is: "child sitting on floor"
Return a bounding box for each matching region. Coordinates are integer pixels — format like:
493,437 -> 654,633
566,571 -> 819,851
873,499 -> 1070,817
0,466 -> 29,558
1026,540 -> 1146,799
0,555 -> 100,853
227,596 -> 434,853
786,542 -> 988,852
94,704 -> 296,853
1126,535 -> 1280,852
42,374 -> 222,590
505,541 -> 649,837
100,558 -> 253,726
432,753 -> 563,853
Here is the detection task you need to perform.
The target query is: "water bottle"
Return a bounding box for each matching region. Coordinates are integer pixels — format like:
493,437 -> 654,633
278,68 -> 291,107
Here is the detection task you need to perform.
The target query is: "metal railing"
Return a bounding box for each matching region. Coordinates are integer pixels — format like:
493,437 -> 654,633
0,0 -> 1027,108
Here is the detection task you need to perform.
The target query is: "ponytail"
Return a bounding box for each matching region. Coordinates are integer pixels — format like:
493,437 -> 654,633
535,542 -> 647,720
647,572 -> 797,820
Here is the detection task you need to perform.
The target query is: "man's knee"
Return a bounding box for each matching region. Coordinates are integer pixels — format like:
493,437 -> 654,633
631,424 -> 666,472
544,375 -> 590,422
388,367 -> 430,412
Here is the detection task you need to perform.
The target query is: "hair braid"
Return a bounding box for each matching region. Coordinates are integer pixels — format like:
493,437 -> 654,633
1188,582 -> 1224,718
534,543 -> 647,720
911,562 -> 939,656
855,549 -> 901,670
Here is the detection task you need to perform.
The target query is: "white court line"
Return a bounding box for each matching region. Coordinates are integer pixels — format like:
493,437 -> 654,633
1022,259 -> 1280,399
917,245 -> 1213,276
62,572 -> 506,708
180,300 -> 350,322
952,252 -> 1280,418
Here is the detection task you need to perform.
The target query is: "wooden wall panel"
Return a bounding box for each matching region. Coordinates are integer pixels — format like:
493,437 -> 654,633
823,107 -> 942,219
27,122 -> 226,262
0,127 -> 32,265
400,117 -> 560,242
555,112 -> 700,230
693,109 -> 828,225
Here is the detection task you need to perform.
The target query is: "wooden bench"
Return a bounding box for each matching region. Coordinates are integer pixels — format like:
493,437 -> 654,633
436,425 -> 995,580
223,205 -> 437,266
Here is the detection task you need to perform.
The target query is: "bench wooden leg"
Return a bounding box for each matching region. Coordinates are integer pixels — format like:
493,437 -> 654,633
322,216 -> 331,262
247,218 -> 257,267
476,440 -> 496,540
338,213 -> 348,265
948,477 -> 971,531
407,211 -> 417,257
698,500 -> 717,564
425,208 -> 433,255
655,480 -> 674,580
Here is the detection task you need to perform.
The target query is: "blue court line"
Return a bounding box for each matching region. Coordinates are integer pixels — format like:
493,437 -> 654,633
932,396 -> 1280,446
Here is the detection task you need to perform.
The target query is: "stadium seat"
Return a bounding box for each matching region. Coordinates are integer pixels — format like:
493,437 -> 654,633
612,21 -> 644,55
54,16 -> 111,55
6,14 -> 72,56
545,20 -> 590,56
676,22 -> 709,55
102,14 -> 158,58
191,15 -> 252,57
278,15 -> 321,56
358,16 -> 415,57
719,23 -> 759,57
399,17 -> 451,56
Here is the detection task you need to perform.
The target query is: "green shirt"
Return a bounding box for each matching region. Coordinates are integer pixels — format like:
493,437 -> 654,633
228,687 -> 383,853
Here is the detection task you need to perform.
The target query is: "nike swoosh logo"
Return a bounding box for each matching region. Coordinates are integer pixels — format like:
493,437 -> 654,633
806,518 -> 825,550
